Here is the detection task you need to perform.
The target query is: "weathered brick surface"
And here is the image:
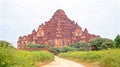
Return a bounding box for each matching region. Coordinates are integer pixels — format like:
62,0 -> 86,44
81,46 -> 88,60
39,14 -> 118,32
17,9 -> 99,49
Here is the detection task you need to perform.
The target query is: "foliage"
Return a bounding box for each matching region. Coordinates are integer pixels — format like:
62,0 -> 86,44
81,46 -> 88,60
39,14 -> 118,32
0,41 -> 54,67
48,46 -> 78,54
0,40 -> 13,48
0,47 -> 15,67
27,44 -> 49,48
60,46 -> 78,53
70,42 -> 90,51
49,47 -> 60,55
59,49 -> 120,67
114,34 -> 120,48
12,50 -> 54,67
89,37 -> 115,50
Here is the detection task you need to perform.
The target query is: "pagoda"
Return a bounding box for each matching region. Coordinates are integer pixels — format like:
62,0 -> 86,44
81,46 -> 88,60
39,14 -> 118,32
17,9 -> 99,49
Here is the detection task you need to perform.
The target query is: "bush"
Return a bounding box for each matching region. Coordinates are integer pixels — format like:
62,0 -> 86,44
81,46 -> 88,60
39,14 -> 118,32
70,42 -> 90,51
89,37 -> 115,50
0,40 -> 15,67
49,47 -> 60,55
0,41 -> 54,67
60,46 -> 78,53
114,34 -> 120,48
0,47 -> 15,67
0,40 -> 13,48
100,49 -> 120,67
59,49 -> 120,67
28,44 -> 49,48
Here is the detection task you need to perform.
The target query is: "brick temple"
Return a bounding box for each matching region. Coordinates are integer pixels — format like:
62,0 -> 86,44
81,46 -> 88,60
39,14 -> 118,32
17,9 -> 99,49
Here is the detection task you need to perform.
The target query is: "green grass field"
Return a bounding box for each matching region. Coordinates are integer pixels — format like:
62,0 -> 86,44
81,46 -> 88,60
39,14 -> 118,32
59,49 -> 120,67
0,47 -> 54,67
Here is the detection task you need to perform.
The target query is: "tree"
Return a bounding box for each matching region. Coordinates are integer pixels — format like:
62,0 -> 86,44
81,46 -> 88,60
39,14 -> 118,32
70,42 -> 89,51
49,47 -> 60,55
89,37 -> 115,50
27,44 -> 49,48
0,40 -> 13,48
60,46 -> 77,53
114,34 -> 120,48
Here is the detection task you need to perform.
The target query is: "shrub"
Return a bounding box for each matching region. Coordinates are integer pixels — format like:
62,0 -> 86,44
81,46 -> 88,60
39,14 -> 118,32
0,41 -> 54,67
27,44 -> 49,48
59,49 -> 120,67
49,47 -> 60,55
70,42 -> 90,51
89,37 -> 115,50
0,40 -> 13,48
60,46 -> 78,53
0,47 -> 15,67
114,34 -> 120,48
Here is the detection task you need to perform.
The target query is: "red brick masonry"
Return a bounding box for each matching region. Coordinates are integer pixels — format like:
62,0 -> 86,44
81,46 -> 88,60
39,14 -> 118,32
17,9 -> 99,49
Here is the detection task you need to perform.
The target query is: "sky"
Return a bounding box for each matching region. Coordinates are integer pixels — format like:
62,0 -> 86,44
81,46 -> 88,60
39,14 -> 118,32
0,0 -> 120,47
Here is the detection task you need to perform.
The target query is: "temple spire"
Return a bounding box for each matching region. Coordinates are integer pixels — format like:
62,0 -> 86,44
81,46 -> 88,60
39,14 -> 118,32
52,9 -> 67,19
84,28 -> 88,33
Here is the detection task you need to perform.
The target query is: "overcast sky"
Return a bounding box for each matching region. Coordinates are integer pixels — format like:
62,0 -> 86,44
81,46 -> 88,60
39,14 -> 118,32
0,0 -> 120,47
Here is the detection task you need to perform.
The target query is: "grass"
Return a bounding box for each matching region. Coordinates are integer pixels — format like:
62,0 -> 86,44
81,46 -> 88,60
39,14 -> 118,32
59,49 -> 120,67
0,47 -> 54,67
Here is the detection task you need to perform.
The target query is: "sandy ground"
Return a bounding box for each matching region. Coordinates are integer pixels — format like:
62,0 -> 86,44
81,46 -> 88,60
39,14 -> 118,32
41,56 -> 84,67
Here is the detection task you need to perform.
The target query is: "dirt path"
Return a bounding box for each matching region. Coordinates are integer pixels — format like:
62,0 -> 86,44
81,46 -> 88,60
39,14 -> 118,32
41,56 -> 84,67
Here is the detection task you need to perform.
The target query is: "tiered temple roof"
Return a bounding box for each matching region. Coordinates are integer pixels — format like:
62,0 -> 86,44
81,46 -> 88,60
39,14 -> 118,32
17,9 -> 99,49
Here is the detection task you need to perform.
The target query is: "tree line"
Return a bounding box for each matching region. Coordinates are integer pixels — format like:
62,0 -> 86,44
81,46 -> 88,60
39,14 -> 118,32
26,34 -> 120,54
